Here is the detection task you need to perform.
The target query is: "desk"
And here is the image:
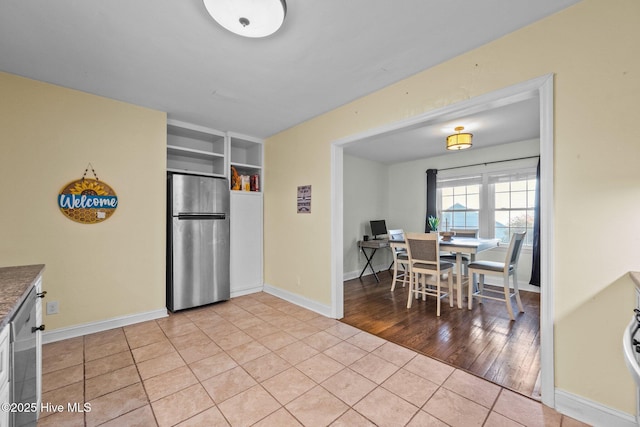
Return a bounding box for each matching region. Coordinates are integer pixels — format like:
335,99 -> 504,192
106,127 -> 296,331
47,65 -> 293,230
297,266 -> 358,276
357,239 -> 390,282
439,237 -> 500,308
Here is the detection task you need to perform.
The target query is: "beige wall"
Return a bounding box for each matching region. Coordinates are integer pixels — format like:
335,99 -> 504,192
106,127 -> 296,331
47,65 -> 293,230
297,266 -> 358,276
0,72 -> 167,330
265,0 -> 640,415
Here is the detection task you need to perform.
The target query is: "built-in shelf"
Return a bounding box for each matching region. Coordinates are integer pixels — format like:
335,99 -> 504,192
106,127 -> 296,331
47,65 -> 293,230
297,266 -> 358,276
230,161 -> 261,169
229,132 -> 263,192
167,120 -> 226,177
165,121 -> 264,296
167,145 -> 225,159
165,122 -> 264,191
230,137 -> 262,166
167,144 -> 226,176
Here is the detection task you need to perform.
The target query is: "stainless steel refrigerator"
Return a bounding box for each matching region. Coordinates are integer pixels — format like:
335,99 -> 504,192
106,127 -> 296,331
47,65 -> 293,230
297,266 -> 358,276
167,173 -> 230,311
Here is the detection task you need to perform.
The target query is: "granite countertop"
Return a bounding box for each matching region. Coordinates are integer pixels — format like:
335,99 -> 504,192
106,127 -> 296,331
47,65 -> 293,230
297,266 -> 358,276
0,264 -> 45,329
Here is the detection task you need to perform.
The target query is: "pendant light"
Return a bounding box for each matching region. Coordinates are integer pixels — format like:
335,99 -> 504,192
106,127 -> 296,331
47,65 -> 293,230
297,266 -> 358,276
203,0 -> 287,38
446,126 -> 473,151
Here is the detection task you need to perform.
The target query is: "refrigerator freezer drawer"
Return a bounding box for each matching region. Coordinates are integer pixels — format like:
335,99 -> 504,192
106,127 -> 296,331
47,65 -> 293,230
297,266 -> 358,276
172,174 -> 229,217
169,216 -> 230,311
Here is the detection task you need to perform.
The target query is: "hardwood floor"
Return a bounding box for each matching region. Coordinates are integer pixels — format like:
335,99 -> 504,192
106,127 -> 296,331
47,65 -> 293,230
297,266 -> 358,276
341,270 -> 541,399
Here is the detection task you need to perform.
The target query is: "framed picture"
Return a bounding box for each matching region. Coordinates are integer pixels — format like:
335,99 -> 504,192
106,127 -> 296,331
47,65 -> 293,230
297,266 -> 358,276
297,185 -> 311,213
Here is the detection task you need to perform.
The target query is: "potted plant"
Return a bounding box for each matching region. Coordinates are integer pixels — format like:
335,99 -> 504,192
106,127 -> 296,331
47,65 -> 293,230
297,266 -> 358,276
428,216 -> 440,232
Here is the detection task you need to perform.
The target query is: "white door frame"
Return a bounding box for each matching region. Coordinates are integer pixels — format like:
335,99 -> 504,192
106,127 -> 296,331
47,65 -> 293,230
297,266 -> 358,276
330,74 -> 555,407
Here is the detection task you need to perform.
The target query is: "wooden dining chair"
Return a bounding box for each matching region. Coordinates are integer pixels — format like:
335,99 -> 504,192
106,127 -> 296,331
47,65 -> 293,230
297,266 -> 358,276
388,229 -> 409,291
405,232 -> 454,316
467,231 -> 526,320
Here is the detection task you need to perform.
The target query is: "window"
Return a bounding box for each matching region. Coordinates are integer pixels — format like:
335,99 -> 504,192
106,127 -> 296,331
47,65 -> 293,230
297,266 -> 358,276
439,175 -> 481,231
437,162 -> 537,246
490,171 -> 536,245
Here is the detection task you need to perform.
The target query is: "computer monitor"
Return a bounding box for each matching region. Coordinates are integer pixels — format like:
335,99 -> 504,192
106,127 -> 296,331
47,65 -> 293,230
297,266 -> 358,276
370,220 -> 388,239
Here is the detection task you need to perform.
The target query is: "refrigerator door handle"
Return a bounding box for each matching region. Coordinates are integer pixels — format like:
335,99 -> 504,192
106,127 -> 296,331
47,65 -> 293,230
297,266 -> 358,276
177,213 -> 227,220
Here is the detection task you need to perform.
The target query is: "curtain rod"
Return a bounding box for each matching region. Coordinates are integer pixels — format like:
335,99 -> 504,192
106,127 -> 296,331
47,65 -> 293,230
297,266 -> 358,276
432,155 -> 540,172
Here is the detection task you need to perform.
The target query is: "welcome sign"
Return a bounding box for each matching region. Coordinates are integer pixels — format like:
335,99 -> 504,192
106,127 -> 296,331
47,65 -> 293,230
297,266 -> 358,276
58,178 -> 118,224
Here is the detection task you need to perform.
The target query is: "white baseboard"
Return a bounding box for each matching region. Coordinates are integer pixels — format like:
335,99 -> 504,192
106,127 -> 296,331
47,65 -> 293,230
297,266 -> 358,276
42,308 -> 168,344
343,267 -> 540,293
263,283 -> 333,318
231,285 -> 263,298
555,388 -> 636,427
343,263 -> 392,281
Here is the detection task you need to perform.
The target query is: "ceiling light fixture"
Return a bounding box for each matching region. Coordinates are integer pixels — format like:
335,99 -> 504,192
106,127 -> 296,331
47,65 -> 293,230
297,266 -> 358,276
446,126 -> 473,151
203,0 -> 287,38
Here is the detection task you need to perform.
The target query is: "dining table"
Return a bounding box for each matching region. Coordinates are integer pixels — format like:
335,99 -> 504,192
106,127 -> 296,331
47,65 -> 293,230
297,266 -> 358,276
358,235 -> 500,308
439,237 -> 501,308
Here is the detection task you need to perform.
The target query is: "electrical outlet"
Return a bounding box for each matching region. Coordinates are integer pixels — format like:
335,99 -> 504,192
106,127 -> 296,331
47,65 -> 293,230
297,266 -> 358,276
46,301 -> 59,315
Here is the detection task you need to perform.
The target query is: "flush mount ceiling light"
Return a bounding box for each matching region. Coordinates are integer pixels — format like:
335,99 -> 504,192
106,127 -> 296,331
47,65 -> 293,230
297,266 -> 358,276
446,126 -> 473,151
203,0 -> 287,38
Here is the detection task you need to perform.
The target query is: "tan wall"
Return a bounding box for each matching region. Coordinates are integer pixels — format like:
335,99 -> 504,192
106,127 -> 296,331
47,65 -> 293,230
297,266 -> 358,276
264,0 -> 640,414
0,72 -> 167,330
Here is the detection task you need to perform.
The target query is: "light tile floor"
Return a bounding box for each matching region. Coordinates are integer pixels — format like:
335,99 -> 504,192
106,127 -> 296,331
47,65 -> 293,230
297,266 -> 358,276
38,292 -> 590,427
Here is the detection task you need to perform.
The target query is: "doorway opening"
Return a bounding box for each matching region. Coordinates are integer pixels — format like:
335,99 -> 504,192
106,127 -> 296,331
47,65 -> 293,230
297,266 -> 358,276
330,74 -> 555,407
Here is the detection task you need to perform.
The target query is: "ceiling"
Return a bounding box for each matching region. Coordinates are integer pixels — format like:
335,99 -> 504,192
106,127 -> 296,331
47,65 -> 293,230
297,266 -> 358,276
343,97 -> 541,164
0,1 -> 578,141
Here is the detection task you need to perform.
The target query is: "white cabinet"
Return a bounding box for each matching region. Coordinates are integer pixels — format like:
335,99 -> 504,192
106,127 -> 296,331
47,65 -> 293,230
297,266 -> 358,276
0,324 -> 9,427
167,120 -> 226,177
228,134 -> 263,295
35,277 -> 43,418
230,192 -> 263,296
0,385 -> 7,427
